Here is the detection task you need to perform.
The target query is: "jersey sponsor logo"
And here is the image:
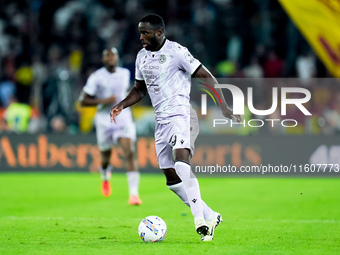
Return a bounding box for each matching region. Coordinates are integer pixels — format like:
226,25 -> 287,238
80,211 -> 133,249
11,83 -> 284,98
148,84 -> 160,94
143,65 -> 159,70
154,87 -> 160,94
159,54 -> 166,64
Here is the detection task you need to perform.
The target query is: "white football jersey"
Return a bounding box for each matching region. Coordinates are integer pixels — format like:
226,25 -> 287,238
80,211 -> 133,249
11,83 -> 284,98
135,39 -> 201,124
83,66 -> 133,124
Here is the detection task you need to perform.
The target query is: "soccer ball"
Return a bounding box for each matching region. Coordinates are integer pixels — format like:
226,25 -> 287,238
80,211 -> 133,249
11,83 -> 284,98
138,216 -> 167,242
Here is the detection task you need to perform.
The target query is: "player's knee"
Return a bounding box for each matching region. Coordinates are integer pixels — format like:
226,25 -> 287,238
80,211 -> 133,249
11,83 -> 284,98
162,168 -> 181,183
173,148 -> 190,163
123,146 -> 134,159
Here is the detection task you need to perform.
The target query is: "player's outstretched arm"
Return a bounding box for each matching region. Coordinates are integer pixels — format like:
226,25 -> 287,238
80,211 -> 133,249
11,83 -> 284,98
110,80 -> 147,124
193,65 -> 242,123
79,92 -> 116,106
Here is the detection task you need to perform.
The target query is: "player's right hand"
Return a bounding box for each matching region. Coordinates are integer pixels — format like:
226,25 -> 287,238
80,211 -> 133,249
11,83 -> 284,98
222,106 -> 242,123
110,105 -> 123,124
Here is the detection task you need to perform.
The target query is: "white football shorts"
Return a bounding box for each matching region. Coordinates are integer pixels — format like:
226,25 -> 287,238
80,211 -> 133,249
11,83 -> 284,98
95,110 -> 136,151
155,111 -> 199,169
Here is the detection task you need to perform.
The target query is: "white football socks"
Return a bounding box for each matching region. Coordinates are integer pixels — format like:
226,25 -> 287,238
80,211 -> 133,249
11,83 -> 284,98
126,171 -> 140,196
167,181 -> 214,221
167,182 -> 190,206
99,165 -> 112,181
174,161 -> 205,220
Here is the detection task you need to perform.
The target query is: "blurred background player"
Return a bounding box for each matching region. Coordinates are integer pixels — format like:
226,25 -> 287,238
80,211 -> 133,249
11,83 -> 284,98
79,48 -> 141,205
111,14 -> 240,241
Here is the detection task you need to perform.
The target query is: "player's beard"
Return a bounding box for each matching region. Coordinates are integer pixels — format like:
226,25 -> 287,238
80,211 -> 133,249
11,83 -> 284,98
106,64 -> 115,72
146,36 -> 160,51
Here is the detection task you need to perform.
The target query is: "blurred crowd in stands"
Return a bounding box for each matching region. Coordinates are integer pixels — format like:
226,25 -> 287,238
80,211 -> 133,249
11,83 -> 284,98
0,0 -> 339,136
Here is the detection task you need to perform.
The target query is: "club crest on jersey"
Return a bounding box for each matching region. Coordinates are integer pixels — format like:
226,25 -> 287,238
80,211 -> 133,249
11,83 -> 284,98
159,54 -> 166,64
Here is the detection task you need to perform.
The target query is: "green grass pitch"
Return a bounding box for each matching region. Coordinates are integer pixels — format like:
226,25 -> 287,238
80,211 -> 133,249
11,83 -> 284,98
0,173 -> 339,255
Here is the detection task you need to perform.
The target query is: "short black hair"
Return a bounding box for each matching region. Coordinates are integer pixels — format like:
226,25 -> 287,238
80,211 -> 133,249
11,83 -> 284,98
139,14 -> 165,31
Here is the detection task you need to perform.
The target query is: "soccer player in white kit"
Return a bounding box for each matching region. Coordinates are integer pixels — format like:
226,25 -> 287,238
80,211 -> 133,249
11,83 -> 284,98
110,15 -> 241,240
79,48 -> 142,205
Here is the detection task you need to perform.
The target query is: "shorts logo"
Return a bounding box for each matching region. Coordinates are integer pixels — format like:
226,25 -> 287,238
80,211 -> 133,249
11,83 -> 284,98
180,139 -> 184,144
170,135 -> 177,146
159,54 -> 166,64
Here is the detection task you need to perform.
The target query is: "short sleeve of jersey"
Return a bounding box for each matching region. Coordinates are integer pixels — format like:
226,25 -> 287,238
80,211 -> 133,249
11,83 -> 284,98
83,73 -> 97,96
135,53 -> 144,81
176,46 -> 201,75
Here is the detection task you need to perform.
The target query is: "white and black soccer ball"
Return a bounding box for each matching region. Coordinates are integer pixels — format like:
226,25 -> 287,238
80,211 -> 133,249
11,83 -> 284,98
138,216 -> 167,242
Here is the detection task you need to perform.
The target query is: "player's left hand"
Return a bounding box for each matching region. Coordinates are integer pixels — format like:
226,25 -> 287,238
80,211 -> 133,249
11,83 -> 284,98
110,105 -> 123,124
104,95 -> 116,105
222,106 -> 242,123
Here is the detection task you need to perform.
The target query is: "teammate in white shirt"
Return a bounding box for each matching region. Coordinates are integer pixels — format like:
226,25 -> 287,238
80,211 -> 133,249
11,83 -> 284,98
79,48 -> 142,205
110,14 -> 241,240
